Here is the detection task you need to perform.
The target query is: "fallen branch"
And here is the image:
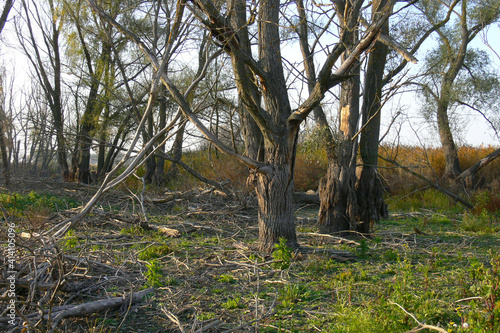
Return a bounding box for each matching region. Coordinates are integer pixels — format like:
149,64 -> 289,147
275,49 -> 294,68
52,288 -> 153,331
293,192 -> 320,205
379,155 -> 473,209
457,148 -> 500,184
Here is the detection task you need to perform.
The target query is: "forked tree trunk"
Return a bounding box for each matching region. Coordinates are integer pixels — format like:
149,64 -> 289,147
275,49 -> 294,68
254,0 -> 298,251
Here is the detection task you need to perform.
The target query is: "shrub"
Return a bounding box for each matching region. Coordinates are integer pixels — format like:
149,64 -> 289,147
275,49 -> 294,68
272,237 -> 293,270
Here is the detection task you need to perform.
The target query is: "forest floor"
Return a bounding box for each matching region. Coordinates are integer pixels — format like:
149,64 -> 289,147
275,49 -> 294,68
1,177 -> 499,332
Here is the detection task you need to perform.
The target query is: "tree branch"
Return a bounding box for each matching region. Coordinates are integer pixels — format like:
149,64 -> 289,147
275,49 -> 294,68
289,0 -> 398,124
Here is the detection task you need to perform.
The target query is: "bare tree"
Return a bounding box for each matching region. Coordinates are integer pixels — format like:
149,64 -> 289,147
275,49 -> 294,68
87,0 -> 397,251
17,0 -> 70,175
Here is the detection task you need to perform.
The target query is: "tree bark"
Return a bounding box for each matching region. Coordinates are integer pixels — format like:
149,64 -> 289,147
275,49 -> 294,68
253,146 -> 298,252
355,0 -> 391,232
318,0 -> 363,234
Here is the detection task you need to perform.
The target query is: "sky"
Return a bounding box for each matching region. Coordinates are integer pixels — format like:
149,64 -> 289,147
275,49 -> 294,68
1,2 -> 499,151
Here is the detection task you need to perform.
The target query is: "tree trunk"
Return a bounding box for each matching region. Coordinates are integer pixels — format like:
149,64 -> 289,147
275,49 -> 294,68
153,94 -> 167,185
77,127 -> 93,184
144,109 -> 156,184
437,98 -> 461,178
0,120 -> 10,187
355,0 -> 390,232
253,146 -> 298,252
253,0 -> 298,251
166,120 -> 186,180
435,1 -> 469,179
318,0 -> 363,234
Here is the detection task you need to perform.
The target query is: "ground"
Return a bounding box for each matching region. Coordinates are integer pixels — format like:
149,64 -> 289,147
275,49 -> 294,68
0,177 -> 499,332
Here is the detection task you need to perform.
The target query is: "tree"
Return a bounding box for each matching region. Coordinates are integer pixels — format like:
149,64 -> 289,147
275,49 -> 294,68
0,72 -> 12,186
87,0 -> 396,251
17,0 -> 70,175
0,0 -> 14,186
417,0 -> 500,179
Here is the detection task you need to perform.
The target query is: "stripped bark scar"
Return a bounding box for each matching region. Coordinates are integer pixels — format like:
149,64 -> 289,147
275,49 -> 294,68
340,105 -> 350,135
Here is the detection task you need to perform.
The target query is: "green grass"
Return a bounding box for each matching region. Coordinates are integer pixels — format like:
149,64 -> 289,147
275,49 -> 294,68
0,190 -> 80,217
18,184 -> 499,333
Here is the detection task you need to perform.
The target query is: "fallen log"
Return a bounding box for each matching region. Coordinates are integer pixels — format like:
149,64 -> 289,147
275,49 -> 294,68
0,288 -> 155,332
293,192 -> 320,205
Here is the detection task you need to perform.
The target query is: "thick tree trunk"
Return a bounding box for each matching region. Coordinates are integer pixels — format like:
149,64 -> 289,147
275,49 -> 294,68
356,167 -> 388,231
318,158 -> 357,234
318,0 -> 362,234
356,0 -> 390,232
254,147 -> 298,252
254,0 -> 298,251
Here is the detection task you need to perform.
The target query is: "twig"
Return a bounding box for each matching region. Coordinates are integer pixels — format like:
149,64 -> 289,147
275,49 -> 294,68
388,300 -> 448,333
297,232 -> 361,246
161,308 -> 186,333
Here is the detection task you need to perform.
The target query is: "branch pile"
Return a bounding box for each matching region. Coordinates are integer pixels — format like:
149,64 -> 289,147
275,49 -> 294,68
0,223 -> 153,333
